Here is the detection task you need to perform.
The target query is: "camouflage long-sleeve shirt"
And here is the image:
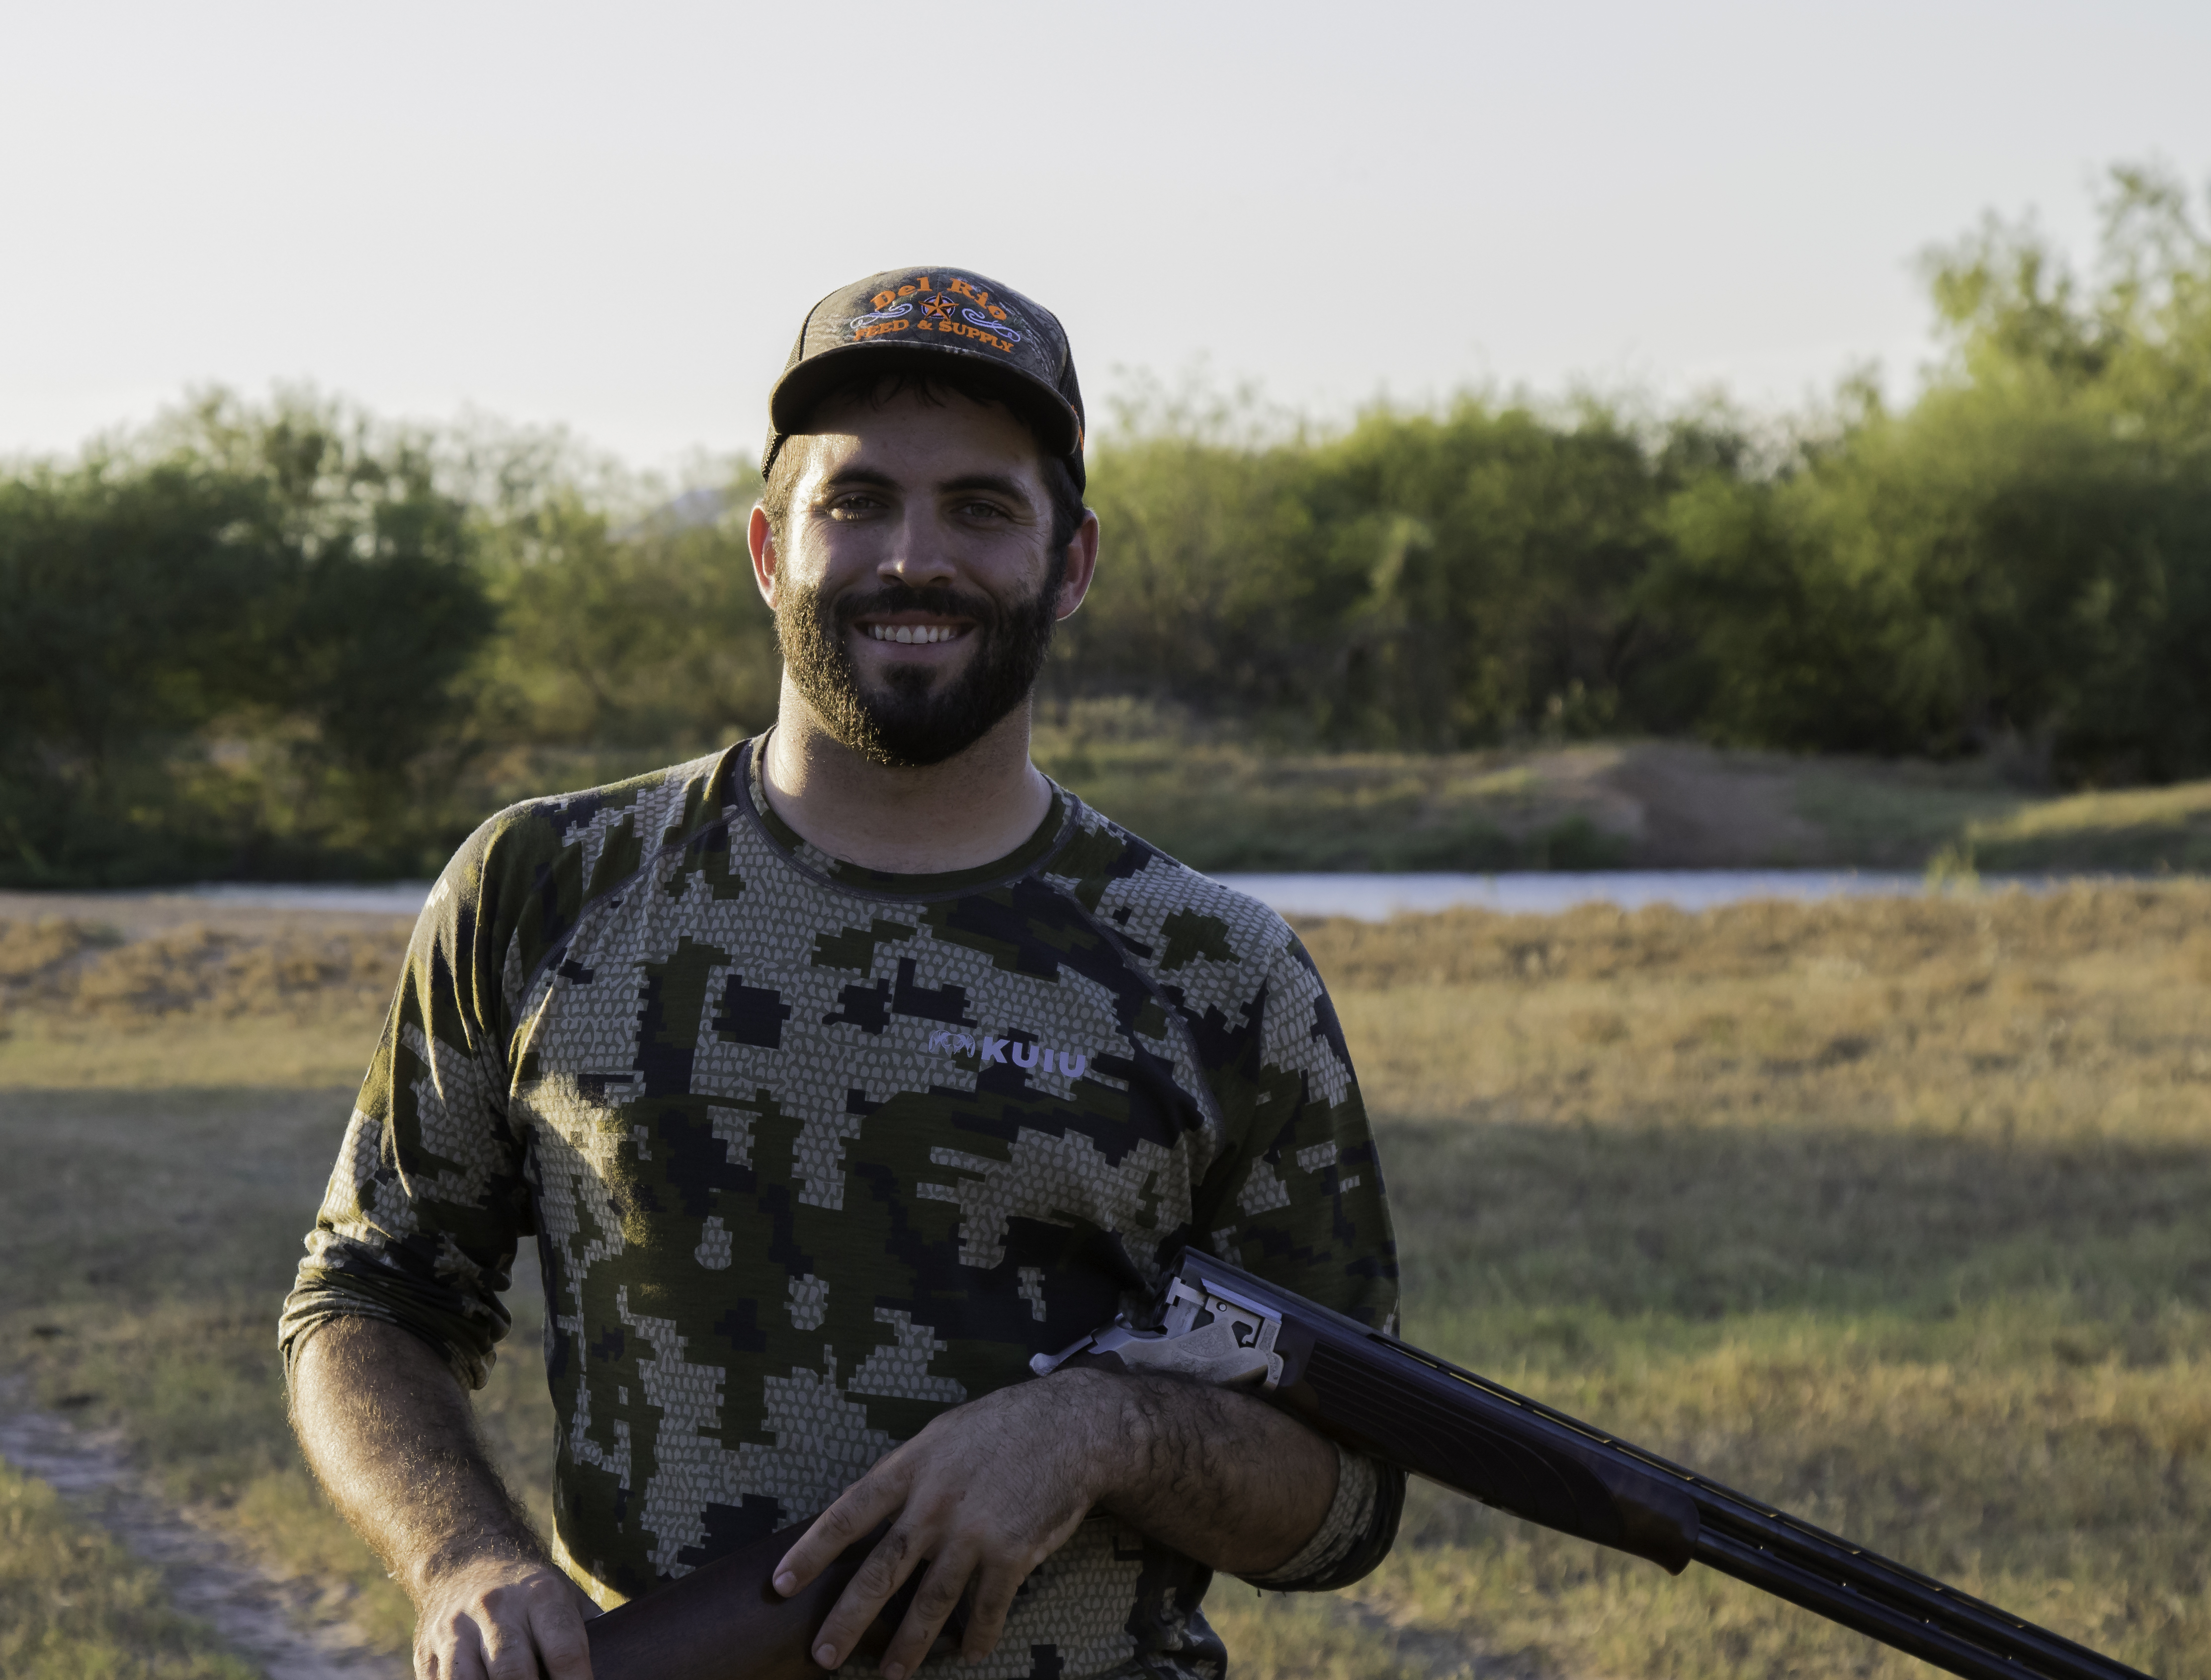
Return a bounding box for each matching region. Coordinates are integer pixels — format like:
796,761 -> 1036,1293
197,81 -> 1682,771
280,739 -> 1402,1680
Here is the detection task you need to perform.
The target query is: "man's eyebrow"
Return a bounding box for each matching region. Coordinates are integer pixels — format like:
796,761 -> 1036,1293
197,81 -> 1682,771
810,466 -> 1038,505
937,472 -> 1036,504
813,466 -> 899,498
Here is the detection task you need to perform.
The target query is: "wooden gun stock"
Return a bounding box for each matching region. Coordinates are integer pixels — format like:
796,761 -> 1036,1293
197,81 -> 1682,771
586,1520 -> 935,1680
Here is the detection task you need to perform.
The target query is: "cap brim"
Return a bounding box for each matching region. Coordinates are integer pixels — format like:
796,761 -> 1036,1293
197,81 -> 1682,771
768,339 -> 1082,458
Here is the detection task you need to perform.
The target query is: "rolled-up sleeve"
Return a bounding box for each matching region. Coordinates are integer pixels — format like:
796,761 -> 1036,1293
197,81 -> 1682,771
1238,1444 -> 1408,1593
279,838 -> 530,1389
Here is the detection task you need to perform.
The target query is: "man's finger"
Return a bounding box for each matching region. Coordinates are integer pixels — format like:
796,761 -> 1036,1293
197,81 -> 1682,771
774,1471 -> 906,1597
876,1545 -> 978,1680
421,1624 -> 490,1680
527,1588 -> 596,1680
480,1605 -> 545,1680
810,1523 -> 925,1670
960,1560 -> 1024,1662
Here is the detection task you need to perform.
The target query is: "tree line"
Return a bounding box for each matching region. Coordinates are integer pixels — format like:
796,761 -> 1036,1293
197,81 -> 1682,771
5,165 -> 2209,885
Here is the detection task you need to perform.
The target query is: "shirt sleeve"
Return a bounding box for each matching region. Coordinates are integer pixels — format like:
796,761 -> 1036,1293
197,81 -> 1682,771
1237,1443 -> 1409,1593
277,823 -> 533,1389
1195,930 -> 1399,1326
1193,928 -> 1406,1591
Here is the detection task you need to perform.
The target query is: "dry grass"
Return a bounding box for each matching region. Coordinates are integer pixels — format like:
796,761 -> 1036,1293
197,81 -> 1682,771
1964,780 -> 2211,873
2,886 -> 2208,1677
0,917 -> 411,1090
0,916 -> 409,1023
1302,886 -> 2211,1146
1239,883 -> 2211,1680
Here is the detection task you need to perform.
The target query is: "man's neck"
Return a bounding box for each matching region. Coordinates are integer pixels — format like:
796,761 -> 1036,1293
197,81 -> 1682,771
758,681 -> 1055,875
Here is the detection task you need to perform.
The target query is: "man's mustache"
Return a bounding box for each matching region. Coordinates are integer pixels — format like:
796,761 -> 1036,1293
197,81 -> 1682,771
830,583 -> 1002,630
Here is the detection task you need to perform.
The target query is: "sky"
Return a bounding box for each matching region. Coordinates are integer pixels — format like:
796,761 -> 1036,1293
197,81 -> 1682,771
5,1 -> 2210,476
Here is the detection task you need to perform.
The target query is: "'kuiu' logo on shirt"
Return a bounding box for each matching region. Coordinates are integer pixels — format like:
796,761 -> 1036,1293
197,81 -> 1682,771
929,1030 -> 1088,1079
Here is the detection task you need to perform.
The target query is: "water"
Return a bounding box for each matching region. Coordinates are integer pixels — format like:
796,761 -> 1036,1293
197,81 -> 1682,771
1211,870 -> 1944,919
171,881 -> 444,917
157,869 -> 2038,923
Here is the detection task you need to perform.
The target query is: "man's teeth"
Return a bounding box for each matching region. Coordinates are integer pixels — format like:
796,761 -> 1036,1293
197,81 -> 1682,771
866,624 -> 966,644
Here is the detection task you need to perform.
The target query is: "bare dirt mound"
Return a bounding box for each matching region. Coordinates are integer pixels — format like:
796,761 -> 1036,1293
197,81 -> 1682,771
1596,742 -> 1833,866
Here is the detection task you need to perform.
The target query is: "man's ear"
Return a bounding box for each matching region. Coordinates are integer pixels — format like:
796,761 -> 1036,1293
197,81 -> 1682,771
748,504 -> 779,608
1055,509 -> 1101,622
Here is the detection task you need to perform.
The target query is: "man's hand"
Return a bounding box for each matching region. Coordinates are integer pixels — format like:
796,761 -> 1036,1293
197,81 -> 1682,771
770,1366 -> 1337,1679
771,1375 -> 1105,1678
412,1555 -> 595,1680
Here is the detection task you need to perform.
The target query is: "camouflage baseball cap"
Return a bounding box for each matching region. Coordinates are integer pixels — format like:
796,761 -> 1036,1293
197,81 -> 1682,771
763,266 -> 1087,490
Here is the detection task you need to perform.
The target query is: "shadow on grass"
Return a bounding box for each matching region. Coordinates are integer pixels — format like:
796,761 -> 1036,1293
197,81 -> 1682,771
1376,1112 -> 2211,1353
0,1086 -> 356,1309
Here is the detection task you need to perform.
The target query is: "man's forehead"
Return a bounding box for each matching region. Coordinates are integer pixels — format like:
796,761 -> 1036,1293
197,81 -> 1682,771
797,389 -> 1047,486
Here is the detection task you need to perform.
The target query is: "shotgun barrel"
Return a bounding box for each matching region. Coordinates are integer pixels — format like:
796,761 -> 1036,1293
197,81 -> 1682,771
1034,1250 -> 2150,1680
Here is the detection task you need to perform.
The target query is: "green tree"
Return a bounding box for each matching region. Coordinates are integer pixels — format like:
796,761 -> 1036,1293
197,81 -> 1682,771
0,459 -> 276,875
0,393 -> 496,883
1654,164 -> 2211,780
1065,389 -> 1324,727
468,463 -> 779,751
1072,390 -> 1726,748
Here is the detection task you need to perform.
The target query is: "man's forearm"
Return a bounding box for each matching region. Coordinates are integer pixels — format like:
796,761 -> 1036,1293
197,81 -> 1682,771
289,1315 -> 541,1589
1086,1368 -> 1339,1576
292,1317 -> 595,1680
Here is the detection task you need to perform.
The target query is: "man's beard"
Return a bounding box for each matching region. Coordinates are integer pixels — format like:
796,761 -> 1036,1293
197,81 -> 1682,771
775,564 -> 1063,769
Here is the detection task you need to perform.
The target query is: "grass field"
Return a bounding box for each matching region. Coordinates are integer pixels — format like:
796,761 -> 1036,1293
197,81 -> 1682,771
2,886 -> 2208,1678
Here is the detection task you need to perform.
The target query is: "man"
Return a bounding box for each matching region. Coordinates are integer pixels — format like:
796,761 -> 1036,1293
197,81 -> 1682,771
281,267 -> 1402,1680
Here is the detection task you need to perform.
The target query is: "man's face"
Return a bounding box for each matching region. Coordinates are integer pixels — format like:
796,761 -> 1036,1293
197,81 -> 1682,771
751,386 -> 1094,769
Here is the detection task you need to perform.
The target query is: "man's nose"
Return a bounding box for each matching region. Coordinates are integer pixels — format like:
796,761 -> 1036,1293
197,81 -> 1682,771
878,506 -> 958,587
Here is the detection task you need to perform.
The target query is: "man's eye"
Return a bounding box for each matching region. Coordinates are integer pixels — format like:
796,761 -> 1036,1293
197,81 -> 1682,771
958,501 -> 1009,521
827,495 -> 879,518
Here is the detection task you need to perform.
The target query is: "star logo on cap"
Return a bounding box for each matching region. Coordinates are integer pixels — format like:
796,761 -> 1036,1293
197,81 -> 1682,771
921,293 -> 956,318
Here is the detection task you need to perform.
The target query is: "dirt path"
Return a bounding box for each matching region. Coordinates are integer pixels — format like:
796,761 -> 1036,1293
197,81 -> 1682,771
0,1377 -> 404,1680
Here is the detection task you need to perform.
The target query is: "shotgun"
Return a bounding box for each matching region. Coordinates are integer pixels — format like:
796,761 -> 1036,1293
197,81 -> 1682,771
1032,1250 -> 2150,1680
587,1250 -> 2150,1680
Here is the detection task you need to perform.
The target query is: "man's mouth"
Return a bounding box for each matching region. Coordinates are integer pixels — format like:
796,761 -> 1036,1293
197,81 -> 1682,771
859,620 -> 972,646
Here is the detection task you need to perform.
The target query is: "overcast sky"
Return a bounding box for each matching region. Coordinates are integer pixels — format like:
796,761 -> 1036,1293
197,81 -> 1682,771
5,1 -> 2209,475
